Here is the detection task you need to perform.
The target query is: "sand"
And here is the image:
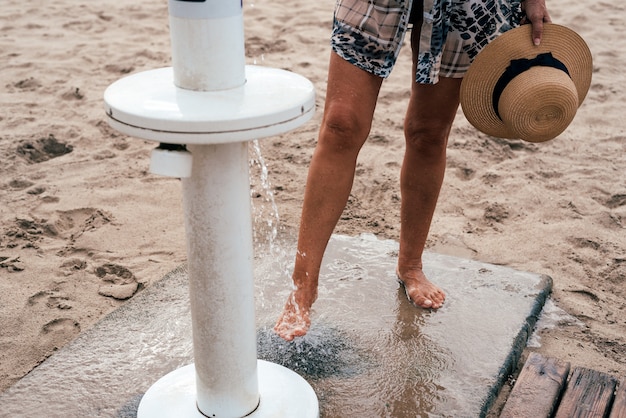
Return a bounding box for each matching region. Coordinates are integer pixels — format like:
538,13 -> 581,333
1,0 -> 624,405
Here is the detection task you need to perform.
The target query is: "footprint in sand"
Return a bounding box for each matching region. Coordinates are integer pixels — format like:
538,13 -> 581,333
95,263 -> 141,300
60,258 -> 88,275
483,202 -> 510,224
3,210 -> 109,250
7,179 -> 35,190
26,185 -> 46,195
1,210 -> 111,262
104,64 -> 134,75
60,87 -> 85,101
563,288 -> 602,321
6,179 -> 46,196
41,318 -> 80,334
9,77 -> 42,92
0,255 -> 24,272
27,290 -> 73,311
2,218 -> 49,250
23,289 -> 80,349
598,257 -> 626,286
53,208 -> 113,239
603,193 -> 626,209
16,134 -> 73,164
39,318 -> 81,350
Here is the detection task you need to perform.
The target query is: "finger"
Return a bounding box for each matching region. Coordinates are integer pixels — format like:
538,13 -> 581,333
532,19 -> 544,46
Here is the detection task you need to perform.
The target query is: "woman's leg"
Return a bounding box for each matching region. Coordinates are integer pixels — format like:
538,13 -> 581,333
396,28 -> 462,309
274,52 -> 384,341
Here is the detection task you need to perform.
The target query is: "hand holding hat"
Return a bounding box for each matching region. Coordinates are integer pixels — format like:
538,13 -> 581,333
460,23 -> 592,143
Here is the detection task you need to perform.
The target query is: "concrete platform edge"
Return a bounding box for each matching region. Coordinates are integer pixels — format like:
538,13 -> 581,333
480,274 -> 553,417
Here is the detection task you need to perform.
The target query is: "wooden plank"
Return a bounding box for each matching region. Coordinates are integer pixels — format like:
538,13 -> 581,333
554,367 -> 618,418
500,352 -> 570,418
609,378 -> 626,418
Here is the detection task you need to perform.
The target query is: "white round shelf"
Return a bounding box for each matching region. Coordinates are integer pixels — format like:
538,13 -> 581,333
104,65 -> 315,144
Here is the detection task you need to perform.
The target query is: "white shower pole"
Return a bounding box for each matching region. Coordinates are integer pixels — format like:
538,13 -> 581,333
169,2 -> 259,416
183,141 -> 260,417
104,0 -> 319,416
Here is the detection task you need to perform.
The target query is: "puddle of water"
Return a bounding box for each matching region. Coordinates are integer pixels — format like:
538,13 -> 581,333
253,234 -> 549,417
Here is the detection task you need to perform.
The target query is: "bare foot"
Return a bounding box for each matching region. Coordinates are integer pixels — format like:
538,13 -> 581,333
396,267 -> 445,309
274,287 -> 317,341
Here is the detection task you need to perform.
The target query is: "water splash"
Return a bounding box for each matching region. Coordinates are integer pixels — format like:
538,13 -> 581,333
256,325 -> 366,379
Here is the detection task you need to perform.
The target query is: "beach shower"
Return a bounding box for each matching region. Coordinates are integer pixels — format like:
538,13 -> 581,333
104,0 -> 319,416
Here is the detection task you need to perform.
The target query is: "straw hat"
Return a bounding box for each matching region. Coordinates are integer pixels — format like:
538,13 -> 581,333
460,23 -> 592,143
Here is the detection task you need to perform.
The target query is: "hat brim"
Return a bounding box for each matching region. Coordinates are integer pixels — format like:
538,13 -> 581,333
460,23 -> 593,140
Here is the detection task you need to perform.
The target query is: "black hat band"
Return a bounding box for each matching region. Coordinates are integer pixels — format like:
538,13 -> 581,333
492,52 -> 571,119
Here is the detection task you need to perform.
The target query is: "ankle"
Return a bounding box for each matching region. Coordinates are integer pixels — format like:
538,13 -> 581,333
397,261 -> 424,276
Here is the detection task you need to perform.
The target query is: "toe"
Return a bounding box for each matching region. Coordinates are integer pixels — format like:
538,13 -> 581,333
432,290 -> 446,307
406,287 -> 433,308
274,323 -> 296,341
415,296 -> 434,309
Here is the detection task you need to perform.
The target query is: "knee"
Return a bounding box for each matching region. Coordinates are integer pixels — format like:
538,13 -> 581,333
318,105 -> 371,155
404,118 -> 451,159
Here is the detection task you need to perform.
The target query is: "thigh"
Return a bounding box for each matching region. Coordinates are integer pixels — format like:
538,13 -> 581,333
322,52 -> 384,137
331,0 -> 408,79
407,29 -> 461,130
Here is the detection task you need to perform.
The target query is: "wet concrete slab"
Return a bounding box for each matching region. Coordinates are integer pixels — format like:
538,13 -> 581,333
0,234 -> 551,417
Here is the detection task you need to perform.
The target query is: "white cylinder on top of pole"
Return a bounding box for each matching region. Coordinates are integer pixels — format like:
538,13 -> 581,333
169,0 -> 245,91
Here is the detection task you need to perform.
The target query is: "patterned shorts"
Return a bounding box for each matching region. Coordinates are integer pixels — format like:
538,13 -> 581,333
331,0 -> 523,83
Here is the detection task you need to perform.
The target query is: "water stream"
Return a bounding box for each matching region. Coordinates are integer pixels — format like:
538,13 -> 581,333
249,139 -> 293,308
